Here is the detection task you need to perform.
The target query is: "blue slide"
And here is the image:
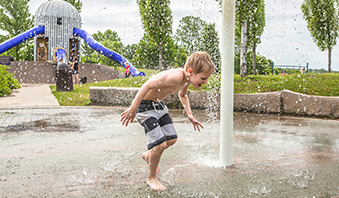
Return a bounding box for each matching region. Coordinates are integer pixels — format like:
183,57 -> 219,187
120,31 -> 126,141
73,28 -> 145,77
55,47 -> 67,65
0,26 -> 45,54
0,26 -> 145,77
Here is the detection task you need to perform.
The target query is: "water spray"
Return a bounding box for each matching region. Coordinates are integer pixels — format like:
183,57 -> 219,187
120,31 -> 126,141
220,0 -> 235,167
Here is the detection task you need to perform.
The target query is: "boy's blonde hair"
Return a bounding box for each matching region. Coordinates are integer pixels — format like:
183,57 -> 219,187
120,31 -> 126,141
184,51 -> 215,74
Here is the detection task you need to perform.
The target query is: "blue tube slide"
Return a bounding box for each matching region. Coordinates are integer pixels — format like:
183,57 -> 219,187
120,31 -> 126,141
0,26 -> 45,55
73,28 -> 145,77
55,48 -> 67,65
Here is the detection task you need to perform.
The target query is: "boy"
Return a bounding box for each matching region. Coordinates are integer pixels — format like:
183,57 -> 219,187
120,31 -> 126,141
120,51 -> 215,191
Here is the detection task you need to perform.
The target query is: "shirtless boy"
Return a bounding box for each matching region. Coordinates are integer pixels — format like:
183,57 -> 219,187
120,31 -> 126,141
120,51 -> 215,191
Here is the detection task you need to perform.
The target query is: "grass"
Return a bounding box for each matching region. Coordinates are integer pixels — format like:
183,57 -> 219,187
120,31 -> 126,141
50,68 -> 157,106
50,70 -> 339,106
233,73 -> 339,96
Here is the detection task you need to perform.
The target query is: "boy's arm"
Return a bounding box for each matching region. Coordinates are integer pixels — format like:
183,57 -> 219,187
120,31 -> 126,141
120,82 -> 152,126
178,85 -> 204,132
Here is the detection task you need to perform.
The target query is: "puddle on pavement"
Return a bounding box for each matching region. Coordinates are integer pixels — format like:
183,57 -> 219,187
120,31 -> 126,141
0,108 -> 338,197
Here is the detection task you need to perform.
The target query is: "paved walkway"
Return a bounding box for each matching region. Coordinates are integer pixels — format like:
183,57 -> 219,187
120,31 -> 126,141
0,84 -> 59,107
0,85 -> 339,197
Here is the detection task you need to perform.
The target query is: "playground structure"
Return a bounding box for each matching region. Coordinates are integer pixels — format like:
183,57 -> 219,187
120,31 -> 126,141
0,0 -> 145,77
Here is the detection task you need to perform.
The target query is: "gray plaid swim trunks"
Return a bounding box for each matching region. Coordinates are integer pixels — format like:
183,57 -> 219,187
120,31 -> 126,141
136,100 -> 178,150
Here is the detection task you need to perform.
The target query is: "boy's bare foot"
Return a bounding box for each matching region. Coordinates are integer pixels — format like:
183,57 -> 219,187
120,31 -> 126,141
147,178 -> 167,191
142,152 -> 160,174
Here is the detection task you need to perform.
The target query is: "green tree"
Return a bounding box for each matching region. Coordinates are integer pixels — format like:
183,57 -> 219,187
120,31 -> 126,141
0,34 -> 14,57
0,35 -> 10,45
162,37 -> 189,68
199,23 -> 221,73
175,16 -> 206,54
134,34 -> 159,69
100,39 -> 124,67
0,65 -> 20,97
301,0 -> 339,73
164,38 -> 189,68
0,0 -> 34,60
81,29 -> 125,66
124,44 -> 138,62
216,0 -> 266,76
92,30 -> 124,67
134,34 -> 188,70
235,0 -> 252,77
236,0 -> 265,77
81,42 -> 95,63
138,0 -> 173,71
93,29 -> 120,43
235,51 -> 273,75
247,0 -> 265,75
19,42 -> 34,61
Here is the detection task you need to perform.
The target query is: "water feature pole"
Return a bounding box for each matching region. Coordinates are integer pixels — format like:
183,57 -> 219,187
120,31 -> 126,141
220,0 -> 235,167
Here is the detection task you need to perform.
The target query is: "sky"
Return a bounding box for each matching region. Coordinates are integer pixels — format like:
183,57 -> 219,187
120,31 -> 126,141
12,0 -> 339,71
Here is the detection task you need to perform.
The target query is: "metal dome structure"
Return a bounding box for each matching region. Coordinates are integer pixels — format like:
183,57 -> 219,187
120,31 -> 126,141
34,0 -> 82,62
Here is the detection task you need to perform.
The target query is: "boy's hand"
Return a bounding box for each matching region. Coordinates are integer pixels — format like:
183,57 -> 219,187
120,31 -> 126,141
188,115 -> 204,132
120,108 -> 136,126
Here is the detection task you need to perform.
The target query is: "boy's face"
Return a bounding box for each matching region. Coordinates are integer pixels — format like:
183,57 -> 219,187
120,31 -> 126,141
189,71 -> 213,89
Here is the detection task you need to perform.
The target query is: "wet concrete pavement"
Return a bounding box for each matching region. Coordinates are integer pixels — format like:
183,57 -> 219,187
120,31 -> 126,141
0,106 -> 339,197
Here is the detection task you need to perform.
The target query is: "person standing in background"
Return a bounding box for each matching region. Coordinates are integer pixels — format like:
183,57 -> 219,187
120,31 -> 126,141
71,56 -> 80,84
125,62 -> 131,78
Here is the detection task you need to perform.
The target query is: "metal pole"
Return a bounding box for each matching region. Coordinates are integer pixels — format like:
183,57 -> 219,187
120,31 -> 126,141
307,63 -> 309,73
236,60 -> 239,74
220,0 -> 235,167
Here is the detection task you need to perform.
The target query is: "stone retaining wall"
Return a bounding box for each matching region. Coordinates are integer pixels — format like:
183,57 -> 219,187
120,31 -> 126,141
89,87 -> 339,118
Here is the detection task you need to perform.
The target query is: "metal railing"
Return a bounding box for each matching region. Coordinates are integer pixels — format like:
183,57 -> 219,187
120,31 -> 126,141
272,63 -> 309,74
235,61 -> 309,75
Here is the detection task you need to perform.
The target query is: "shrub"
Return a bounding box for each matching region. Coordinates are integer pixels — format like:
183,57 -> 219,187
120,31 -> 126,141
0,65 -> 20,97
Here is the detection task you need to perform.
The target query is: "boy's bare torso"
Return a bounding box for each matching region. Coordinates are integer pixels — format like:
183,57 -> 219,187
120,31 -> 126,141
143,68 -> 188,102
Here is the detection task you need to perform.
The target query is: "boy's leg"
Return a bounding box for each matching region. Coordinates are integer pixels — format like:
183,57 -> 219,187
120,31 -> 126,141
142,139 -> 177,191
165,138 -> 177,148
142,150 -> 160,174
136,101 -> 177,191
142,138 -> 177,174
146,142 -> 167,191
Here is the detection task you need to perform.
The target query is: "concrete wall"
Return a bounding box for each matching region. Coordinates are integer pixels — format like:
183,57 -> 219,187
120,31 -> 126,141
6,61 -> 124,84
6,61 -> 57,84
281,90 -> 339,118
234,92 -> 281,113
89,87 -> 339,118
89,87 -> 182,107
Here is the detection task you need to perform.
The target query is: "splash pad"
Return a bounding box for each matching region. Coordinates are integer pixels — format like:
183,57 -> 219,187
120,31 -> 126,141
0,107 -> 338,197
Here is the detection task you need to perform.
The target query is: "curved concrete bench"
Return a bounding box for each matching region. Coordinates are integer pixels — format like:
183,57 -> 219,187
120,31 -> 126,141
282,90 -> 339,118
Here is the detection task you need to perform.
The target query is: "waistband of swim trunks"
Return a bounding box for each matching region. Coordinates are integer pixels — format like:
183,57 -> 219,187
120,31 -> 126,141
140,100 -> 164,106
